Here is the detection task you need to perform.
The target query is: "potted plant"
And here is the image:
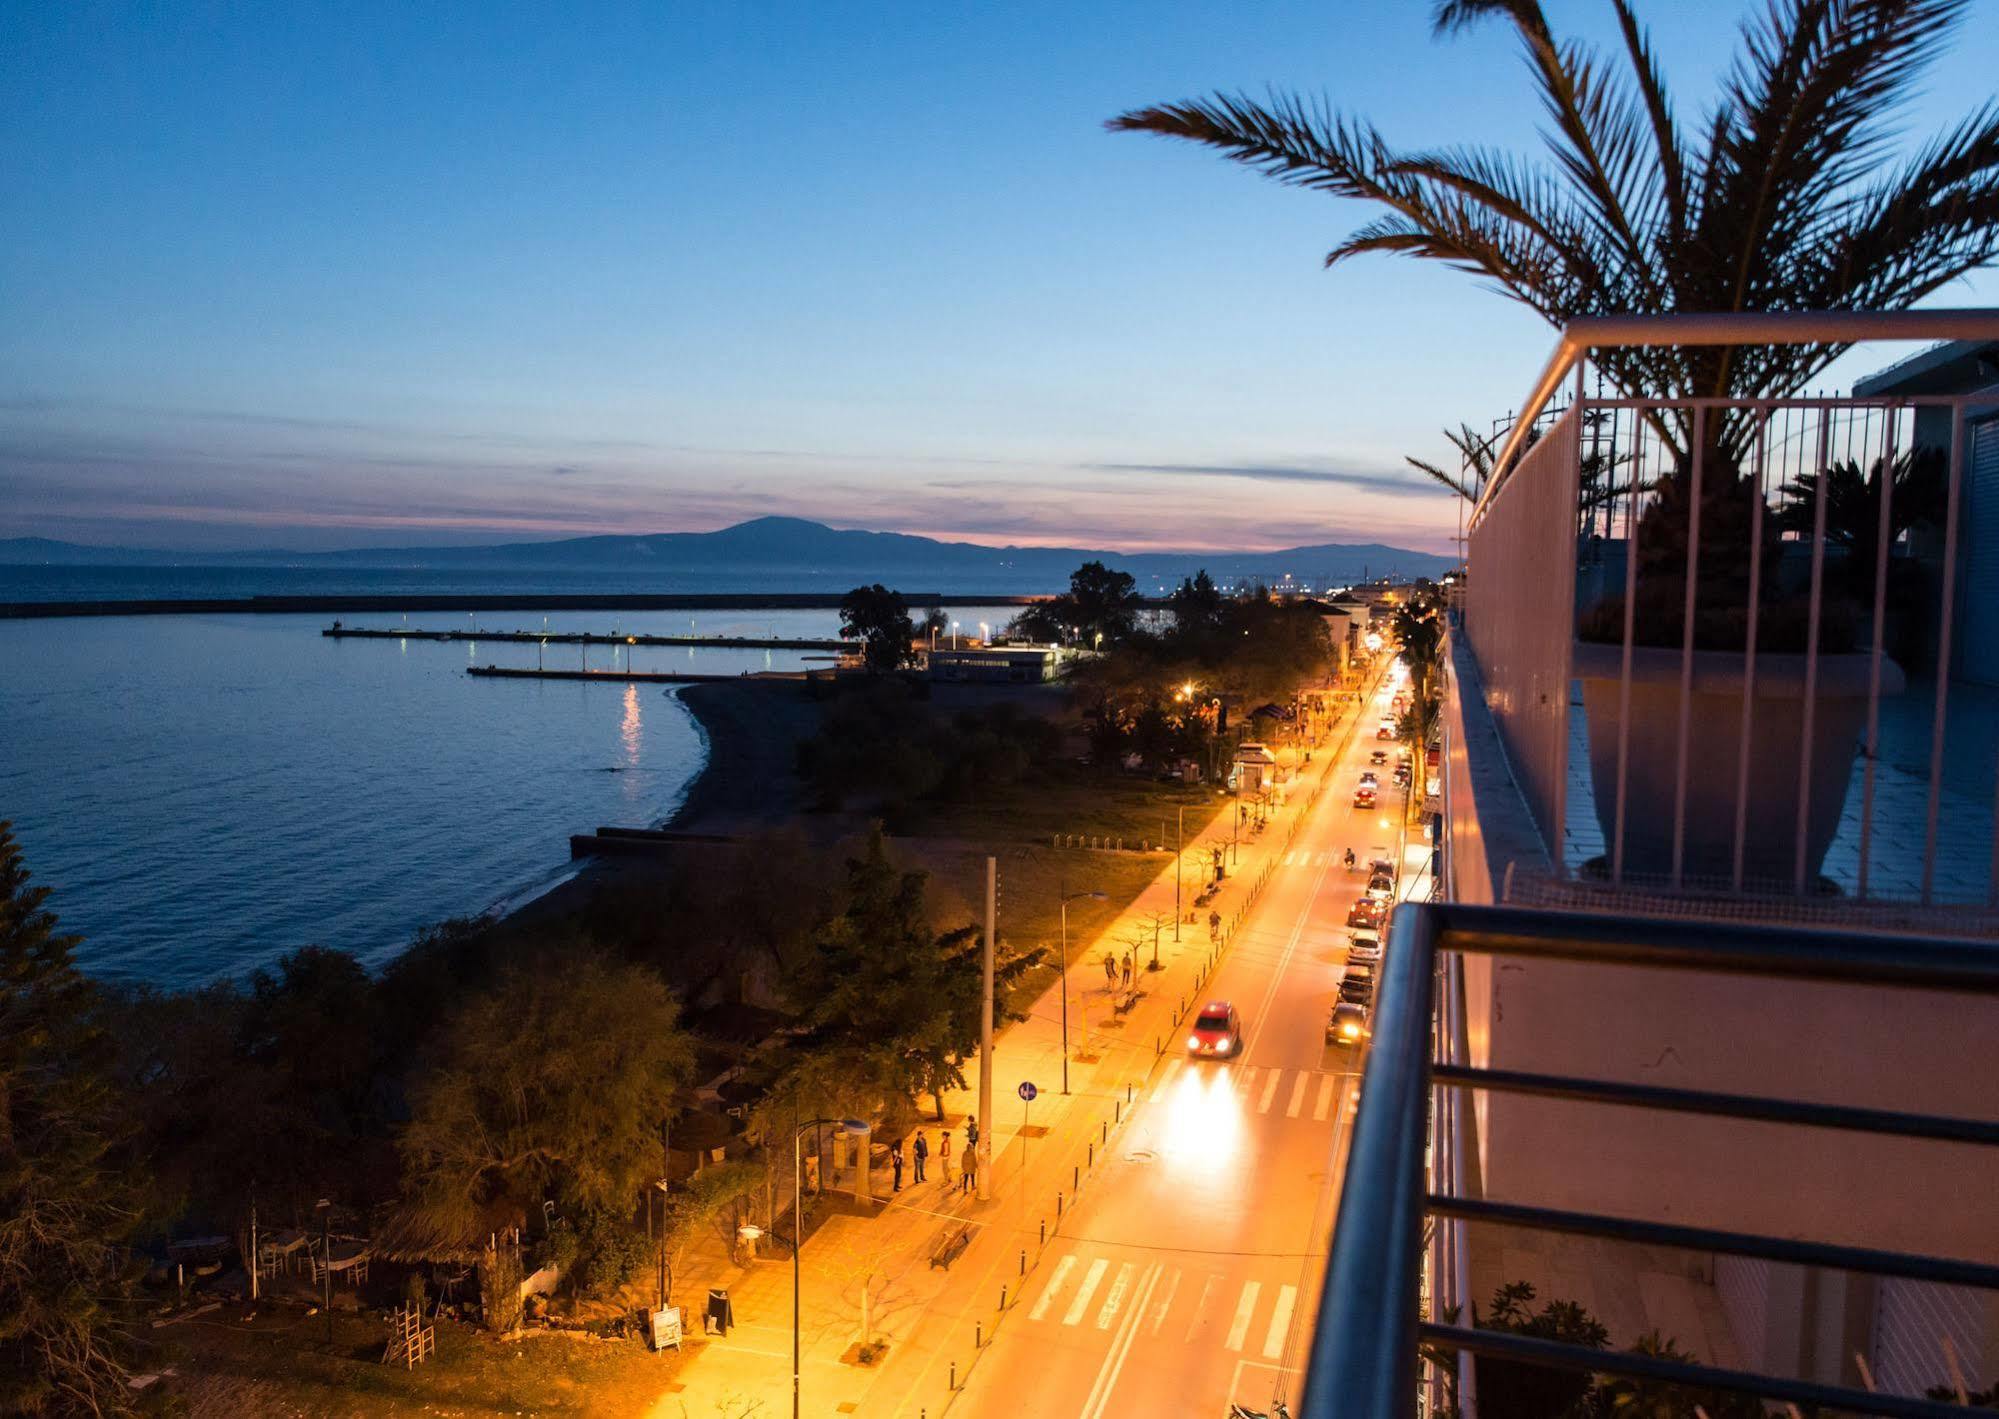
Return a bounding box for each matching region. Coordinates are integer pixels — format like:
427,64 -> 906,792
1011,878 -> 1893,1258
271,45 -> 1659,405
1573,434 -> 1902,886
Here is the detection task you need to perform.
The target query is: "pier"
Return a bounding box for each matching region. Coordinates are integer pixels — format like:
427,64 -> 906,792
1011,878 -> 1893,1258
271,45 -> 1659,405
327,625 -> 844,650
466,665 -> 812,684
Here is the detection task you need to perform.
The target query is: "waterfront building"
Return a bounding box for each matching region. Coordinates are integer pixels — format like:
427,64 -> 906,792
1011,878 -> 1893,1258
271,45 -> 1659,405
1310,311 -> 1999,1419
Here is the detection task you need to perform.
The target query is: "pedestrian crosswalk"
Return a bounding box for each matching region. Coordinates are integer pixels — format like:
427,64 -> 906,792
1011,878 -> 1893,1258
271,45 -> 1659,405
1149,1060 -> 1349,1123
1026,1251 -> 1304,1361
1277,849 -> 1358,868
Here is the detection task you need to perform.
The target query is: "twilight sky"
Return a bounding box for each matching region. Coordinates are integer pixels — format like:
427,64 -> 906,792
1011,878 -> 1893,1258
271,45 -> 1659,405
3,2 -> 1996,555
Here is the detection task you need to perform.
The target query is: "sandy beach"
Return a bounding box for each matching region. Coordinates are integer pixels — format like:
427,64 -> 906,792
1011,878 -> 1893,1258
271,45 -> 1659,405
667,679 -> 825,834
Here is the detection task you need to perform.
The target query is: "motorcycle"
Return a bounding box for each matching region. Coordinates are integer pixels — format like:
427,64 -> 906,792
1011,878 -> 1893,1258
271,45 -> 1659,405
1229,1402 -> 1292,1419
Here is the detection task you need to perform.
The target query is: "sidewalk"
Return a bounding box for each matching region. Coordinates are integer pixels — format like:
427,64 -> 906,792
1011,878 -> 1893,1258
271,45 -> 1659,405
647,671 -> 1382,1419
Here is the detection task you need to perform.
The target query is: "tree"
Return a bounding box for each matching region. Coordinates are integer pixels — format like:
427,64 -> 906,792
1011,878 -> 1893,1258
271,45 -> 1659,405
397,955 -> 696,1249
778,831 -> 1040,1122
1011,562 -> 1141,646
838,584 -> 915,675
1112,0 -> 1999,454
0,822 -> 141,1416
1064,561 -> 1140,646
658,1160 -> 762,1307
1167,570 -> 1228,643
1777,446 -> 1948,582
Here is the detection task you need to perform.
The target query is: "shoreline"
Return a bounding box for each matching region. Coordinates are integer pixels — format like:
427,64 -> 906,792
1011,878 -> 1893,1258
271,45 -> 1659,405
486,677 -> 827,935
0,591 -> 1042,620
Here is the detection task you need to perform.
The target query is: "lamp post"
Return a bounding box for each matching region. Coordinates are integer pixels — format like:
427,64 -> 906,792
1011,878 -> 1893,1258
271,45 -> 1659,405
1057,887 -> 1106,1094
793,1118 -> 868,1419
1174,803 -> 1185,942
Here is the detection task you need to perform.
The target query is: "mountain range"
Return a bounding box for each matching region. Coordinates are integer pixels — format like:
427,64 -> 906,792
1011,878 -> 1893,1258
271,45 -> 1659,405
0,517 -> 1453,590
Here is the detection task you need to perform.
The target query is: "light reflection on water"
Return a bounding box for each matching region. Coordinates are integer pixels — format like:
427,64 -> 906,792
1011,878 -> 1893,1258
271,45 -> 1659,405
0,604 -> 1022,986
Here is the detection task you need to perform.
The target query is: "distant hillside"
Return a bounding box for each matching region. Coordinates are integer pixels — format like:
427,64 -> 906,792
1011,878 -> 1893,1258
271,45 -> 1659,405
0,516 -> 1454,589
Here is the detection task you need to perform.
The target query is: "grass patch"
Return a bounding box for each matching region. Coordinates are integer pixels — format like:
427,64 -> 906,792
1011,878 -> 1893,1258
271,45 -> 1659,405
151,1301 -> 676,1417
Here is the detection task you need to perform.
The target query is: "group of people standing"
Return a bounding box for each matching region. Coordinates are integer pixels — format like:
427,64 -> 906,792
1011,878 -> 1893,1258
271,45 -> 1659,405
889,1115 -> 981,1195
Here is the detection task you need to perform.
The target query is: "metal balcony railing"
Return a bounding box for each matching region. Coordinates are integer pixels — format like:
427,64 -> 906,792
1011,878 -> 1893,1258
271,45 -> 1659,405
1301,900 -> 1999,1419
1460,310 -> 1999,918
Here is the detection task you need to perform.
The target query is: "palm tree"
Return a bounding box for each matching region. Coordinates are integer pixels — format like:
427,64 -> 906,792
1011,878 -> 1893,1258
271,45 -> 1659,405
1111,0 -> 1999,462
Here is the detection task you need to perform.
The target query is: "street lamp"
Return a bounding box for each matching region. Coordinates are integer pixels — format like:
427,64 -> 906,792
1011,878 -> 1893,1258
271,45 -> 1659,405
1057,887 -> 1107,1094
952,620 -> 960,649
793,1118 -> 868,1419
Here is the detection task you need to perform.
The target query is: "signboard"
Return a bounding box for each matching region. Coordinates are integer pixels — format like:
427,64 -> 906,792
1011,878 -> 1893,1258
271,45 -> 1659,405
651,1305 -> 682,1352
1017,1081 -> 1037,1102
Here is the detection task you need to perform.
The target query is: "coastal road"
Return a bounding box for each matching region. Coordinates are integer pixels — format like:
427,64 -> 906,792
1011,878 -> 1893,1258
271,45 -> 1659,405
949,670 -> 1413,1419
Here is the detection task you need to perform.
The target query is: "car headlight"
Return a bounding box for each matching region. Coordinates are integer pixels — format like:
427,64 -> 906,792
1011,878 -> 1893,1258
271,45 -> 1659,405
1215,1038 -> 1231,1054
1187,1035 -> 1201,1050
1340,1024 -> 1361,1039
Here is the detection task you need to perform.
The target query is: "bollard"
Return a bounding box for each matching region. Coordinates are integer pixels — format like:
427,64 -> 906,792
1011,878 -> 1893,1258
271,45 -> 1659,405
1057,1191 -> 1064,1217
1127,1084 -> 1134,1104
976,1322 -> 983,1348
1000,1285 -> 1007,1310
1115,1099 -> 1121,1123
1020,1248 -> 1026,1275
951,1362 -> 957,1390
1101,1120 -> 1108,1144
1088,1142 -> 1094,1167
1073,1164 -> 1079,1190
1040,1219 -> 1046,1245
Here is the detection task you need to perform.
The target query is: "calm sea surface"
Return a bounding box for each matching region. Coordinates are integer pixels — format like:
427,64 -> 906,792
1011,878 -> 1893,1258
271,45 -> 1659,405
0,596 -> 1018,987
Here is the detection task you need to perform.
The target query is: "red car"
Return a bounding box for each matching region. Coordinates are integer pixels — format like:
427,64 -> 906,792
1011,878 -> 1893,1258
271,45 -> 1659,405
1186,1001 -> 1243,1058
1354,785 -> 1377,808
1346,897 -> 1385,930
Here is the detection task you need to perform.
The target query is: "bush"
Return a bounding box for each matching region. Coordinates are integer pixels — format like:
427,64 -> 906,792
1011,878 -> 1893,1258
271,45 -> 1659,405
565,1201 -> 651,1298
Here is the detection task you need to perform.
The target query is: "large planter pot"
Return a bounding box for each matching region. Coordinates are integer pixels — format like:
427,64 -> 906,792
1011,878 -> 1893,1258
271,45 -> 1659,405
1573,641 -> 1904,886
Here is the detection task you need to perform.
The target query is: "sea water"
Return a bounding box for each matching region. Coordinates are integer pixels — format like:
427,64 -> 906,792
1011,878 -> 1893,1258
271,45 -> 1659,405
0,601 -> 1018,985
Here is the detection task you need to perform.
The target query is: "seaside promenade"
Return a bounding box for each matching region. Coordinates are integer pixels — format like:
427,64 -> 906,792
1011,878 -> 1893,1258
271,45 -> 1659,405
646,665 -> 1392,1419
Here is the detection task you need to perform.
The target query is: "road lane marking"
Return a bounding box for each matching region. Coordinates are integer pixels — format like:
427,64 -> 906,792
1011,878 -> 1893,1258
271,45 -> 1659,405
1257,1070 -> 1282,1114
1062,1258 -> 1108,1327
1150,1267 -> 1180,1334
1150,1060 -> 1182,1102
1095,1262 -> 1134,1329
1225,1281 -> 1262,1352
1263,1284 -> 1298,1359
1235,1066 -> 1257,1099
1285,1072 -> 1308,1117
1183,1274 -> 1219,1343
1029,1255 -> 1075,1321
1313,1075 -> 1336,1120
1078,1263 -> 1161,1419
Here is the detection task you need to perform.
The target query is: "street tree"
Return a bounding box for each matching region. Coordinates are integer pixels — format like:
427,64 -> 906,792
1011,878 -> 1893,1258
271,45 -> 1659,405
397,954 -> 696,1248
0,822 -> 141,1416
779,831 -> 1041,1122
838,584 -> 916,674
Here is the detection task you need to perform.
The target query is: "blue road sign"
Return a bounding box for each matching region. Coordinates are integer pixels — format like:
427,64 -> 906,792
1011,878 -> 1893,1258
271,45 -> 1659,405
1017,1081 -> 1038,1102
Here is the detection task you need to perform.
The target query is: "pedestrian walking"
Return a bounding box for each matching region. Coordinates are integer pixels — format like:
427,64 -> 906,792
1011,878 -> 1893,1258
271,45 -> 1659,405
960,1152 -> 976,1194
1121,951 -> 1134,988
890,1140 -> 904,1192
912,1130 -> 929,1182
1102,951 -> 1117,989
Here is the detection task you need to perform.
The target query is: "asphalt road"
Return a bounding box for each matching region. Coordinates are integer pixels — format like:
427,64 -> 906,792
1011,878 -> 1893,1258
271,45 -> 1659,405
952,674 -> 1413,1419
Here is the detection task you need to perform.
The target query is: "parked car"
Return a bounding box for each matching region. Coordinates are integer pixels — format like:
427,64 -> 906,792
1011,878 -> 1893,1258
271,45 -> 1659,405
1338,966 -> 1375,1005
1366,870 -> 1396,901
1346,897 -> 1385,929
1186,1001 -> 1242,1058
1328,999 -> 1371,1046
1347,929 -> 1382,964
1376,722 -> 1396,740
